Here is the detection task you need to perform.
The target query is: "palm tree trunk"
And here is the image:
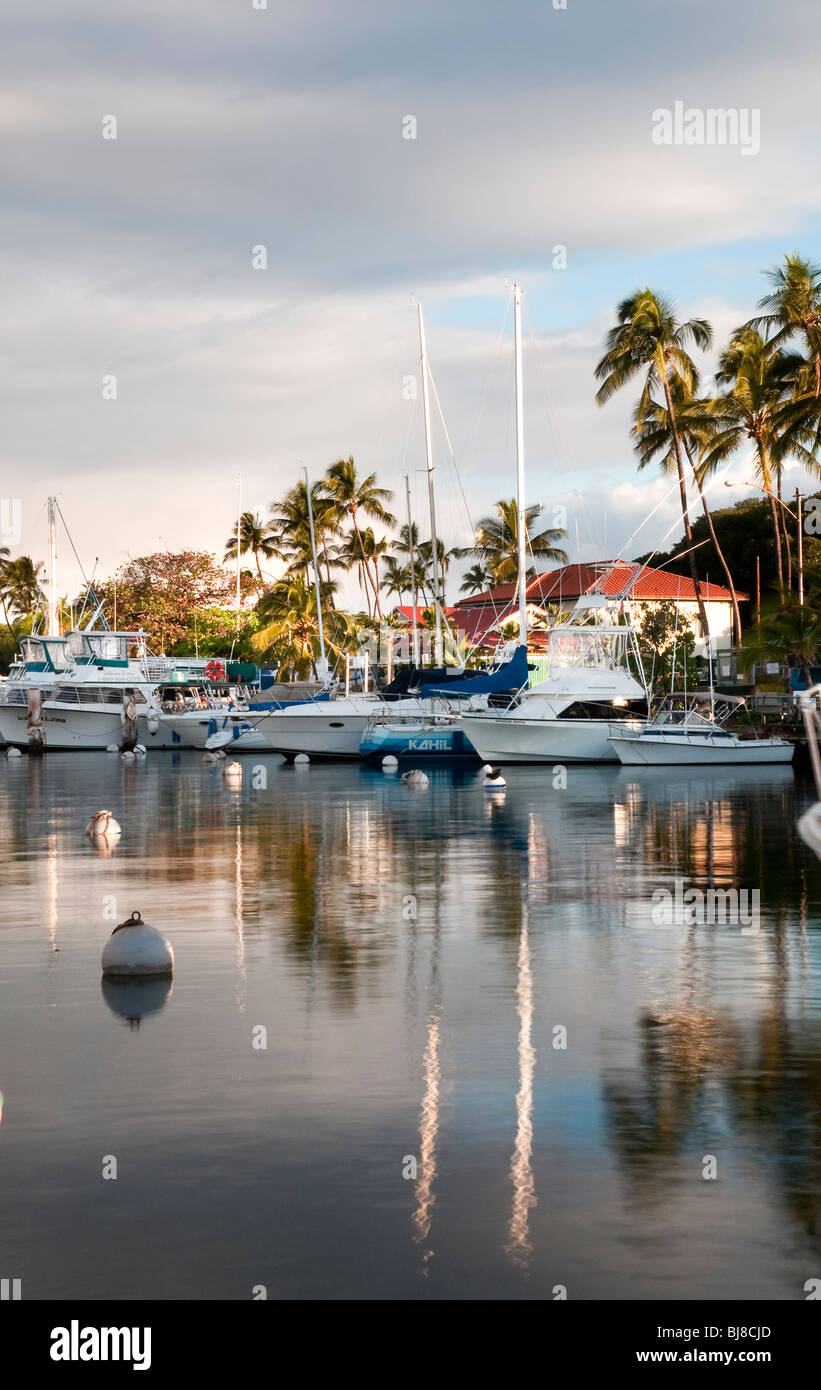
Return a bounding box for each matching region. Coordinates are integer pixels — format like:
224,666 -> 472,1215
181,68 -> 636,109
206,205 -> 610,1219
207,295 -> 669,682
685,444 -> 743,646
660,366 -> 711,639
777,476 -> 793,589
767,492 -> 784,588
254,550 -> 264,591
351,512 -> 383,621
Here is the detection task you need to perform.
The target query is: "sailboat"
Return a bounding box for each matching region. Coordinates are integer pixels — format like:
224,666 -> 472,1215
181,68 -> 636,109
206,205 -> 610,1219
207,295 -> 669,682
458,285 -> 650,765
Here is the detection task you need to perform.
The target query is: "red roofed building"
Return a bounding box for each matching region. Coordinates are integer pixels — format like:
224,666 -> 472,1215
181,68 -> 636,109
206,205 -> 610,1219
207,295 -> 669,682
449,562 -> 746,656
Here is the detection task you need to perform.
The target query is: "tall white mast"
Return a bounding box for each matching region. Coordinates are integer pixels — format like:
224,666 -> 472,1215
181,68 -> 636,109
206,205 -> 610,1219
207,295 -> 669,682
405,473 -> 420,668
47,495 -> 59,636
513,284 -> 527,651
304,466 -> 327,674
235,473 -> 242,625
417,303 -> 443,667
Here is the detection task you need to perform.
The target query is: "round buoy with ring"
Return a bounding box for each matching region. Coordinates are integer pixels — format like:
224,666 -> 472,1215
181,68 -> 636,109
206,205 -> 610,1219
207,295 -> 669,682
85,810 -> 121,842
484,766 -> 506,791
101,911 -> 174,978
205,659 -> 226,682
401,769 -> 429,788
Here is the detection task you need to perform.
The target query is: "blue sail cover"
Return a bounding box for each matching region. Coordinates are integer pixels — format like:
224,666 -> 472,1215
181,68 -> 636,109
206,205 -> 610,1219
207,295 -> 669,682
420,646 -> 529,699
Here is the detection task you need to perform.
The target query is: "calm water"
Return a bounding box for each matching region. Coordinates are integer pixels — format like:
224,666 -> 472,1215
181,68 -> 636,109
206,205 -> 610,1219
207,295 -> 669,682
1,752 -> 821,1300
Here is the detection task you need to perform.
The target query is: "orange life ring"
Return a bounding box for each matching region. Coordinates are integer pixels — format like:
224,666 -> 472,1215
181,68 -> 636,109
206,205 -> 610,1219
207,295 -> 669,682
205,659 -> 226,682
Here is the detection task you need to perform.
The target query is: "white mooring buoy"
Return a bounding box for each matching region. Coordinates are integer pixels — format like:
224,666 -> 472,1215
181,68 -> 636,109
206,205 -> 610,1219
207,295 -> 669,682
482,764 -> 494,777
106,744 -> 119,754
401,769 -> 429,788
382,755 -> 399,771
294,753 -> 310,765
121,750 -> 136,761
85,810 -> 121,841
484,766 -> 506,791
101,911 -> 174,978
6,747 -> 22,759
223,760 -> 242,781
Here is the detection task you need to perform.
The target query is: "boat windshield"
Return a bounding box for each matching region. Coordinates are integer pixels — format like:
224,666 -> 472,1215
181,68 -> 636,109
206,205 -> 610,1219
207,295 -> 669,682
547,628 -> 633,672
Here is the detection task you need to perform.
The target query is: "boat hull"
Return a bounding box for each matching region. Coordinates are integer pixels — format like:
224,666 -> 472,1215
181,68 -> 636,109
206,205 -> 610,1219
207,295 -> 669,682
360,722 -> 478,759
459,714 -> 644,763
159,712 -> 270,750
0,704 -> 182,751
256,709 -> 370,758
609,734 -> 795,766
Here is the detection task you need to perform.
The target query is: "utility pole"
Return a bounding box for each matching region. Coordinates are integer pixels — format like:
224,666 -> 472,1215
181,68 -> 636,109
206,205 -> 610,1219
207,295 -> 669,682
796,488 -> 804,606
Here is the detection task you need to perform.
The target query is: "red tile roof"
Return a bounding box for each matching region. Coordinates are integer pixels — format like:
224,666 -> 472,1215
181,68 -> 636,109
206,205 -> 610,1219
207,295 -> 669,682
462,562 -> 746,609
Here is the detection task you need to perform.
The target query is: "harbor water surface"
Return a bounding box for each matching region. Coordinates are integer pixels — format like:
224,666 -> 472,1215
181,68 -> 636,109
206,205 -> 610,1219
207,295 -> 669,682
1,753 -> 821,1300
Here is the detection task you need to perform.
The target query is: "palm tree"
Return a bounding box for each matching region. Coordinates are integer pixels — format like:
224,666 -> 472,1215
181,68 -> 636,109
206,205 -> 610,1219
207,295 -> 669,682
0,555 -> 44,621
381,556 -> 413,606
269,482 -> 347,593
0,546 -> 14,637
469,499 -> 567,585
325,457 -> 395,621
747,253 -> 821,397
392,521 -> 430,604
595,289 -> 712,638
224,511 -> 282,589
632,382 -> 743,644
699,331 -> 815,589
460,562 -> 493,596
358,527 -> 391,614
251,575 -> 352,679
739,585 -> 821,688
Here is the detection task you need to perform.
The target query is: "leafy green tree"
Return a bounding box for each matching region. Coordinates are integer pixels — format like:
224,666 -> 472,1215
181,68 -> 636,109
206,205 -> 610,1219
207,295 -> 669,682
96,551 -> 236,653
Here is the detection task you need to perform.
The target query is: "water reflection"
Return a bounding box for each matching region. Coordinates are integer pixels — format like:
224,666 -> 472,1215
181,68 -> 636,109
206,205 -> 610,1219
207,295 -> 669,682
1,756 -> 821,1297
101,975 -> 174,1028
506,904 -> 535,1267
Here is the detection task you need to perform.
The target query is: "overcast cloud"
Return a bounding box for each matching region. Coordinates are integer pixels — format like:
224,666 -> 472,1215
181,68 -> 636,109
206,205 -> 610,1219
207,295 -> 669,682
1,0 -> 820,599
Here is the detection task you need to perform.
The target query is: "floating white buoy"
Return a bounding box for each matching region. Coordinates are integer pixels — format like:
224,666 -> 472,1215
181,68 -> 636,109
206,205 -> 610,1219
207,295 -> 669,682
134,744 -> 147,757
401,769 -> 429,788
106,744 -> 119,754
223,760 -> 242,781
101,911 -> 174,978
121,750 -> 136,761
203,751 -> 219,764
482,764 -> 494,777
85,809 -> 121,841
484,766 -> 506,790
294,753 -> 310,765
382,755 -> 399,771
6,747 -> 22,759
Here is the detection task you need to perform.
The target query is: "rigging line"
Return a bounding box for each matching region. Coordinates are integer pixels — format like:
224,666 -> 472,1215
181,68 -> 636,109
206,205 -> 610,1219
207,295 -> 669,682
457,294 -> 513,475
54,500 -> 109,629
523,304 -> 606,561
426,363 -> 477,545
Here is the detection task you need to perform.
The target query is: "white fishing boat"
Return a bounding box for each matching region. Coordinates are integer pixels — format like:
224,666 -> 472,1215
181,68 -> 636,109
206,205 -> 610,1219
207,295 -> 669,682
460,622 -> 648,764
608,692 -> 794,765
0,629 -> 218,751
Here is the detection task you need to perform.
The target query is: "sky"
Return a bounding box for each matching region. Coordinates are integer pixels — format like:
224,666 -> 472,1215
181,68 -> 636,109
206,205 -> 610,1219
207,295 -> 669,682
2,0 -> 820,605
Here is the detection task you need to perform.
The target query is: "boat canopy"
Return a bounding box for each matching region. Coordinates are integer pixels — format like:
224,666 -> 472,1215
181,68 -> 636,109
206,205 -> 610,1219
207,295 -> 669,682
420,646 -> 530,699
